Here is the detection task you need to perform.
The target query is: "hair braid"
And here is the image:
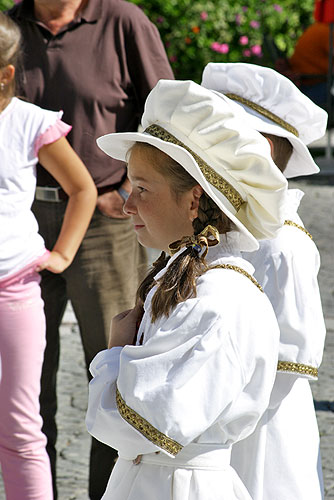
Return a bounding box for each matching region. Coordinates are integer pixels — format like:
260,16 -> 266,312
136,251 -> 169,305
132,142 -> 231,322
193,193 -> 231,235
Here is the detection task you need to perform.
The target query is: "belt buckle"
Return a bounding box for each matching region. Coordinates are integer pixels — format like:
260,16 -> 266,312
35,186 -> 62,202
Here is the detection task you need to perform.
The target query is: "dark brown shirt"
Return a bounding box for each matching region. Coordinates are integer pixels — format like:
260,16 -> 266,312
9,0 -> 174,188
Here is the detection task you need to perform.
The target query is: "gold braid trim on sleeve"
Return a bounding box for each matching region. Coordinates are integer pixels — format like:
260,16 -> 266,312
284,220 -> 313,240
116,388 -> 183,456
144,124 -> 244,212
211,264 -> 264,292
277,361 -> 318,378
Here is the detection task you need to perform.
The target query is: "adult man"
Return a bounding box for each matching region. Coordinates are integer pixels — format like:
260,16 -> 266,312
9,1 -> 174,498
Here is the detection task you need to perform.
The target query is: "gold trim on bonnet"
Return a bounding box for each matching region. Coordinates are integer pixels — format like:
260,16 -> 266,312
144,124 -> 244,212
284,220 -> 313,239
277,361 -> 318,378
211,264 -> 263,292
225,93 -> 299,138
116,388 -> 183,456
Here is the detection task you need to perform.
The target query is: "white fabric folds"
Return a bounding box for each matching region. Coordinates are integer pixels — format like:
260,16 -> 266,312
201,62 -> 328,178
97,79 -> 288,251
86,236 -> 280,499
243,189 -> 326,376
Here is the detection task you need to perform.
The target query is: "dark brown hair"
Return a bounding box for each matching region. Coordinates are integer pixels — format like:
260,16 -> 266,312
262,132 -> 293,173
134,142 -> 231,322
0,12 -> 21,100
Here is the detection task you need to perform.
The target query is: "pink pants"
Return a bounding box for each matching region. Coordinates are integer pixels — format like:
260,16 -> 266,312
0,256 -> 53,499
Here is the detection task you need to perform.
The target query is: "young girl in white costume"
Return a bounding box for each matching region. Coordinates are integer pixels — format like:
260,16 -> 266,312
202,62 -> 327,500
0,12 -> 97,499
86,79 -> 288,500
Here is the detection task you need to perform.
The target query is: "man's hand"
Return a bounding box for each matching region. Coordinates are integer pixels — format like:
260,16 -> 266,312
96,190 -> 129,219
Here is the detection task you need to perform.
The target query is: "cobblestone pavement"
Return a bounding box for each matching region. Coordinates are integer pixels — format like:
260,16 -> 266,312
0,178 -> 333,499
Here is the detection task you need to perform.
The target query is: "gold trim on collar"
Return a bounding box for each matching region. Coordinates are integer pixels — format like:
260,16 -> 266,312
284,220 -> 312,239
277,361 -> 318,378
116,388 -> 183,456
211,264 -> 263,292
225,93 -> 299,137
144,124 -> 244,212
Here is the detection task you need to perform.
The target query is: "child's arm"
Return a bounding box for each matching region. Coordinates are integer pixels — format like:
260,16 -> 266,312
36,136 -> 97,273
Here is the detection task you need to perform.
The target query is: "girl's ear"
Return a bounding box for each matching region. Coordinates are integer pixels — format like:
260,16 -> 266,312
189,184 -> 203,221
1,64 -> 15,86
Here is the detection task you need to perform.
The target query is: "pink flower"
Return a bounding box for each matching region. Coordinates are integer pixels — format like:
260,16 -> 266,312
239,35 -> 249,45
211,42 -> 221,52
242,6 -> 248,11
210,42 -> 229,54
251,44 -> 263,56
219,43 -> 229,54
156,16 -> 164,24
273,4 -> 283,12
250,20 -> 260,29
200,11 -> 208,20
235,14 -> 242,25
169,55 -> 177,63
243,49 -> 251,57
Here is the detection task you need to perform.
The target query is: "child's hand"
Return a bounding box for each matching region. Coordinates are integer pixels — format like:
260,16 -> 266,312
35,251 -> 71,274
108,302 -> 144,348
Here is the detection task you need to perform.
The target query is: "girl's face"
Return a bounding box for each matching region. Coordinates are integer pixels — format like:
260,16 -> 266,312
124,146 -> 201,251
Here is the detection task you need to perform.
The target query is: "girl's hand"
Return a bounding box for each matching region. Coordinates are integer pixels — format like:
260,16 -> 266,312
36,251 -> 71,274
38,137 -> 97,267
108,302 -> 144,348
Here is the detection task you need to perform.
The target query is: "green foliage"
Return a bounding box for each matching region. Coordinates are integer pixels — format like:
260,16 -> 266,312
0,0 -> 13,11
130,0 -> 315,81
1,1 -> 315,83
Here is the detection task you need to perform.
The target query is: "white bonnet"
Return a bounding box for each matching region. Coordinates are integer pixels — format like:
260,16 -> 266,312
97,79 -> 287,251
201,62 -> 328,178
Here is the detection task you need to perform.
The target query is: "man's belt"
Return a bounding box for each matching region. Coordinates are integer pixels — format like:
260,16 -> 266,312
35,184 -> 117,202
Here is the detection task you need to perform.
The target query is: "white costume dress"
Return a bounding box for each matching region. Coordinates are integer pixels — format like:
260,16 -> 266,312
86,232 -> 280,500
232,189 -> 326,500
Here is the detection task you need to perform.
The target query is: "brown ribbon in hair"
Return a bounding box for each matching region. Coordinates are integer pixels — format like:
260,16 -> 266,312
168,225 -> 220,257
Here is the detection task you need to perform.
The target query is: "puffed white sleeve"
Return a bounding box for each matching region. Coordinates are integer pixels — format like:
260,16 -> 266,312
86,284 -> 279,460
257,230 -> 326,379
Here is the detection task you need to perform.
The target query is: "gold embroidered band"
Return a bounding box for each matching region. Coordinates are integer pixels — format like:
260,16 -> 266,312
284,220 -> 313,240
116,388 -> 183,456
211,264 -> 263,292
144,124 -> 244,212
225,93 -> 299,138
169,224 -> 220,257
277,361 -> 318,378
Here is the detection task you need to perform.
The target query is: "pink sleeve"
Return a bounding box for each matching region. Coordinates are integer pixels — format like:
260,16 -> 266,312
34,118 -> 72,157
